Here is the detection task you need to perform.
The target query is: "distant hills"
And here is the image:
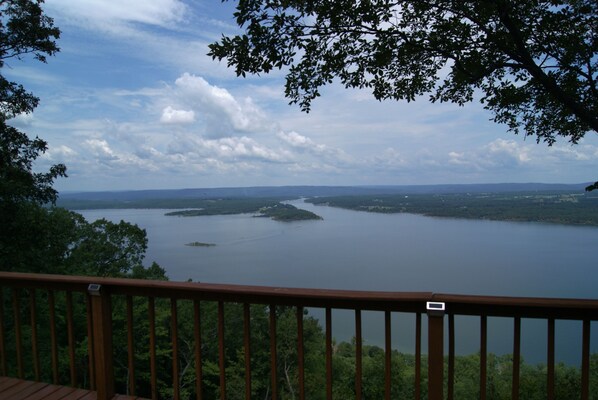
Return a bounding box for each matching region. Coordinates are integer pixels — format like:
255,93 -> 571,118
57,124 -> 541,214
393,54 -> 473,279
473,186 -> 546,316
58,183 -> 591,204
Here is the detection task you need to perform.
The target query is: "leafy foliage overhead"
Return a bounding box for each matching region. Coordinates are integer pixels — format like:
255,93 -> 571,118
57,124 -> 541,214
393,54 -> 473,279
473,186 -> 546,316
209,0 -> 597,146
0,0 -> 63,205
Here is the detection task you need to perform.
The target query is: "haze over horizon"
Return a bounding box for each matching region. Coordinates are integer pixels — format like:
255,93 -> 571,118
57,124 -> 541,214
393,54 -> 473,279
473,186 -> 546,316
7,0 -> 598,192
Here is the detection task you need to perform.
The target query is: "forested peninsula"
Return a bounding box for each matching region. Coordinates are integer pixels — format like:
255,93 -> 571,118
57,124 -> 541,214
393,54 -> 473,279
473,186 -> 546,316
307,191 -> 598,226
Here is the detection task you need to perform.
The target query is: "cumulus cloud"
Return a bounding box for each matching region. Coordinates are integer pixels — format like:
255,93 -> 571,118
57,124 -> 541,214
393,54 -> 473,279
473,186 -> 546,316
278,131 -> 327,151
84,139 -> 119,161
167,135 -> 289,164
446,139 -> 531,171
160,106 -> 195,124
43,145 -> 78,161
173,73 -> 270,136
484,139 -> 531,165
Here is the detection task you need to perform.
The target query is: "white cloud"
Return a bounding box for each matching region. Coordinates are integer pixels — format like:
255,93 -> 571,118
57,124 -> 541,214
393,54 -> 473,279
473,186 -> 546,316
47,0 -> 187,28
160,106 -> 195,124
174,73 -> 270,135
167,135 -> 289,164
484,139 -> 531,165
84,139 -> 119,161
278,131 -> 327,152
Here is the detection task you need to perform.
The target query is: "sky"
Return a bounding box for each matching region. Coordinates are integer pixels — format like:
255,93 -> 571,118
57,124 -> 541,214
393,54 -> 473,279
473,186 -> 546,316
5,0 -> 598,192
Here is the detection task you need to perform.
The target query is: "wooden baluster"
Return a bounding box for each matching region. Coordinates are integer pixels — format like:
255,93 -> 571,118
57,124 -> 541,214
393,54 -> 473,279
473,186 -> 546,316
297,306 -> 305,400
415,312 -> 422,400
88,284 -> 115,400
547,318 -> 555,400
148,296 -> 157,400
581,320 -> 590,400
447,313 -> 455,400
270,304 -> 278,400
385,310 -> 392,400
218,301 -> 226,400
243,303 -> 251,400
86,294 -> 96,390
427,302 -> 445,400
29,290 -> 40,381
325,307 -> 332,400
12,289 -> 23,379
512,317 -> 521,400
480,315 -> 487,400
48,290 -> 59,384
66,292 -> 76,387
126,295 -> 136,396
0,287 -> 5,376
194,300 -> 202,400
355,309 -> 362,400
171,298 -> 180,400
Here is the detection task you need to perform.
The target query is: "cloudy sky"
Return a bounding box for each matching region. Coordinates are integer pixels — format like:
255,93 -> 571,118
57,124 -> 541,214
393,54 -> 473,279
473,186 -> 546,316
6,0 -> 598,192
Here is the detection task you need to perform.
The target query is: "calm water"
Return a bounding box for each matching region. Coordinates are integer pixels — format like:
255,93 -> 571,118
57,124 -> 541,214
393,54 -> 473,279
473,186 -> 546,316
80,199 -> 598,363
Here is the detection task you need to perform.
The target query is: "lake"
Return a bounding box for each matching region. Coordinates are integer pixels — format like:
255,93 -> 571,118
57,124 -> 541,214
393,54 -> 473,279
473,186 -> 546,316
80,199 -> 598,364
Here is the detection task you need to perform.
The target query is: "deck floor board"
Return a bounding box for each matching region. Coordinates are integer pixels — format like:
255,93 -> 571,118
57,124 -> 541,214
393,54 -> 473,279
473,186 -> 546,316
0,377 -> 150,400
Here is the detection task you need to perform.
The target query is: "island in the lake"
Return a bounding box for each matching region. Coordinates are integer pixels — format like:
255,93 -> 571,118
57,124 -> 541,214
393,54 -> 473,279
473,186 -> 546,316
185,242 -> 216,247
164,198 -> 323,222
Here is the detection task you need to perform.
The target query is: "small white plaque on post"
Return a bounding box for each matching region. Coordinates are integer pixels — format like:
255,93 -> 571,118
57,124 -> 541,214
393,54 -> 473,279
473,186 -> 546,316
426,301 -> 445,317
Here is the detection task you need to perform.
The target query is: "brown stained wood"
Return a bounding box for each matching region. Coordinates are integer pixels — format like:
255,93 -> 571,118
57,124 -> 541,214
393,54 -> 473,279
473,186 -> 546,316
427,313 -> 444,400
4,271 -> 598,318
126,295 -> 135,396
148,297 -> 157,400
30,290 -> 41,381
1,272 -> 598,400
0,376 -> 21,391
66,292 -> 77,387
512,317 -> 521,400
581,320 -> 590,400
480,315 -> 487,400
325,307 -> 332,400
384,310 -> 391,400
90,287 -> 115,400
297,306 -> 305,400
0,287 -> 6,376
218,301 -> 226,400
547,318 -> 555,400
355,309 -> 362,400
48,290 -> 58,385
243,303 -> 251,400
415,312 -> 422,400
269,304 -> 277,400
12,289 -> 23,379
193,300 -> 202,400
1,380 -> 49,399
171,298 -> 180,400
447,313 -> 454,400
86,294 -> 96,390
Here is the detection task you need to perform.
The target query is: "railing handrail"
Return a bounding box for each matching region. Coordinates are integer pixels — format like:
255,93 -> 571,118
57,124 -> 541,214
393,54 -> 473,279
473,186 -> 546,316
1,271 -> 598,317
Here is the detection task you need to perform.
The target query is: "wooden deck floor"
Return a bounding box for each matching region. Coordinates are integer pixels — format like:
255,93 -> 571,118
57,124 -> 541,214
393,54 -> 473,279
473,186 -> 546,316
0,377 -> 149,400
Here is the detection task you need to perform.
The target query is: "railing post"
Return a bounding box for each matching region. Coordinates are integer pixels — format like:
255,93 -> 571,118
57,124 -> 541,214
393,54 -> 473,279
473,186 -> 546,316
88,284 -> 115,400
427,301 -> 445,400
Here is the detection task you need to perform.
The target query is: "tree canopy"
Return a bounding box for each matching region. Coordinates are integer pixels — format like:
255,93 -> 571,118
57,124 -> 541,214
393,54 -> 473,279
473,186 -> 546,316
0,0 -> 63,205
209,1 -> 597,161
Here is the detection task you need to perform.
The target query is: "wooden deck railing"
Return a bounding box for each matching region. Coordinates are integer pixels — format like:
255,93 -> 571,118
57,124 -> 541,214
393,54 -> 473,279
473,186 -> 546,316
0,271 -> 597,399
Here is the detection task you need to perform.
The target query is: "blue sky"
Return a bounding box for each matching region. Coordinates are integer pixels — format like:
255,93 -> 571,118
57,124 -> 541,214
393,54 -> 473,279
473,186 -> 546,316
6,0 -> 598,191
